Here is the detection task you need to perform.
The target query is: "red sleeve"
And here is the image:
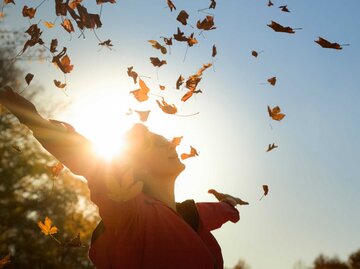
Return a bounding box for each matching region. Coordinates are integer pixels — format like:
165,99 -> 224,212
196,202 -> 240,231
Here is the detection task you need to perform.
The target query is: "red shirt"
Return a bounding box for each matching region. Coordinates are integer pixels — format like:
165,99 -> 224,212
34,120 -> 240,269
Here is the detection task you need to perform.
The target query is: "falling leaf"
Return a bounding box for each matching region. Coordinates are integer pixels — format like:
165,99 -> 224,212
156,98 -> 177,114
130,78 -> 150,102
0,254 -> 10,268
38,216 -> 58,235
166,0 -> 176,11
61,18 -> 74,33
148,40 -> 167,54
64,233 -> 83,248
267,76 -> 276,86
197,16 -> 216,31
260,185 -> 269,200
267,0 -> 273,7
267,20 -> 299,34
251,50 -> 258,57
55,0 -> 68,16
159,85 -> 166,90
212,45 -> 217,57
50,39 -> 58,53
268,105 -> 286,121
52,47 -> 73,74
315,37 -> 346,50
173,27 -> 188,42
43,21 -> 55,28
22,24 -> 44,54
4,0 -> 15,4
171,136 -> 183,147
150,57 -> 167,67
176,75 -> 184,89
208,189 -> 249,205
127,66 -> 138,84
96,0 -> 116,4
162,37 -> 173,46
182,63 -> 212,102
279,5 -> 290,12
266,143 -> 278,152
209,0 -> 216,9
134,110 -> 151,122
68,0 -> 82,9
180,145 -> 198,160
47,162 -> 64,177
176,10 -> 189,26
53,79 -> 66,89
22,6 -> 36,19
73,4 -> 102,29
25,73 -> 34,85
99,39 -> 113,47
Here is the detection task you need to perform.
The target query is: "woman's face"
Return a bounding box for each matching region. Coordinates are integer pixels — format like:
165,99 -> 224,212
141,133 -> 185,179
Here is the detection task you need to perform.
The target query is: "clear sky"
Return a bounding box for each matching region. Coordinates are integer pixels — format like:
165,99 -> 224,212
2,0 -> 360,268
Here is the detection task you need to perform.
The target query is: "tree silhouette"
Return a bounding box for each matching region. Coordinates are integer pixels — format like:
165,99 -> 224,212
349,249 -> 360,269
313,254 -> 349,269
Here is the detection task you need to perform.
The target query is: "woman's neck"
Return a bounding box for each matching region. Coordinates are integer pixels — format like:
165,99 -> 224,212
144,176 -> 176,211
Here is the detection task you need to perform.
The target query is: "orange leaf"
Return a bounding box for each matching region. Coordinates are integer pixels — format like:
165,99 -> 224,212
159,85 -> 165,90
181,91 -> 193,102
61,18 -> 74,33
47,162 -> 64,177
22,6 -> 36,19
130,78 -> 150,102
68,0 -> 82,9
267,76 -> 276,86
166,0 -> 176,11
38,216 -> 58,235
52,47 -> 73,74
171,136 -> 183,147
187,33 -> 198,47
4,0 -> 15,4
53,79 -> 66,89
180,145 -> 198,160
127,66 -> 138,84
267,105 -> 285,121
156,98 -> 177,114
135,110 -> 151,122
43,21 -> 55,28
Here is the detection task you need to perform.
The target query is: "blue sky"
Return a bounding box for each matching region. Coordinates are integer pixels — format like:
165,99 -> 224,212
2,0 -> 360,268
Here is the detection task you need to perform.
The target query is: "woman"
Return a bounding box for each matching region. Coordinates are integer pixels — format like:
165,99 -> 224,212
0,86 -> 246,269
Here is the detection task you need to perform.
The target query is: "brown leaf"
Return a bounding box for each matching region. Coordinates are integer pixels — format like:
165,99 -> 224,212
61,18 -> 75,33
173,27 -> 188,42
148,40 -> 167,54
150,57 -> 167,67
0,254 -> 11,268
197,16 -> 216,31
176,10 -> 189,26
75,5 -> 102,29
166,0 -> 176,11
267,105 -> 285,121
176,75 -> 184,89
159,85 -> 165,90
212,45 -> 217,57
127,66 -> 138,84
279,5 -> 290,12
162,37 -> 173,46
208,189 -> 249,205
96,0 -> 116,4
266,143 -> 278,152
4,0 -> 15,4
251,50 -> 258,57
181,91 -> 193,102
187,33 -> 198,47
53,79 -> 66,89
135,110 -> 151,122
25,73 -> 34,85
22,6 -> 36,19
99,39 -> 113,47
267,76 -> 276,86
267,0 -> 273,6
180,146 -> 198,160
315,37 -> 345,50
68,0 -> 82,9
50,39 -> 58,53
156,98 -> 177,114
130,78 -> 150,102
267,20 -> 299,34
22,24 -> 44,54
260,185 -> 269,200
52,47 -> 73,74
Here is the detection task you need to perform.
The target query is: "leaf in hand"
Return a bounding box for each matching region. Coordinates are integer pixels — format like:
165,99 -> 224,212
156,98 -> 177,114
266,143 -> 278,152
150,57 -> 167,67
22,6 -> 36,19
25,73 -> 34,85
176,10 -> 189,26
130,78 -> 150,102
208,189 -> 249,205
148,40 -> 167,54
180,145 -> 198,160
53,79 -> 66,89
268,105 -> 285,121
38,216 -> 58,235
259,185 -> 269,200
127,66 -> 138,84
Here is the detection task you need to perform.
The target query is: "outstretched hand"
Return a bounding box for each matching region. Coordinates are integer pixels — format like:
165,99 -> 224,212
208,189 -> 249,207
0,86 -> 38,123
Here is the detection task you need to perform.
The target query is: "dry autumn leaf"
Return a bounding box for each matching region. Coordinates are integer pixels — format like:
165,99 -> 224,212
176,10 -> 189,26
279,5 -> 290,12
268,0 -> 274,7
22,6 -> 36,19
68,0 -> 82,9
209,0 -> 216,9
0,254 -> 11,268
47,162 -> 64,177
159,85 -> 165,90
212,45 -> 217,57
52,47 -> 73,74
315,37 -> 347,50
127,66 -> 138,84
53,79 -> 66,89
135,110 -> 151,122
25,73 -> 34,85
267,20 -> 300,34
99,39 -> 113,47
268,105 -> 286,121
166,0 -> 176,11
173,27 -> 188,42
156,98 -> 177,114
267,76 -> 276,86
96,0 -> 116,4
130,78 -> 150,102
260,185 -> 269,200
22,24 -> 44,54
251,50 -> 258,57
180,145 -> 198,160
162,37 -> 173,46
266,143 -> 278,152
187,33 -> 198,47
176,75 -> 184,89
50,39 -> 58,53
148,40 -> 167,54
208,189 -> 249,205
61,18 -> 75,33
43,21 -> 55,28
197,16 -> 216,31
171,136 -> 183,147
150,57 -> 167,67
38,216 -> 58,235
